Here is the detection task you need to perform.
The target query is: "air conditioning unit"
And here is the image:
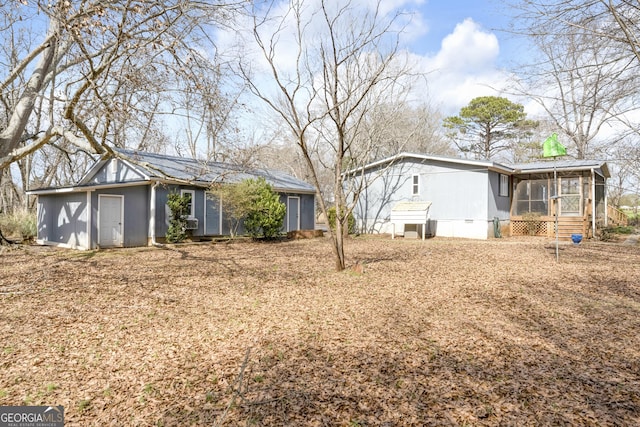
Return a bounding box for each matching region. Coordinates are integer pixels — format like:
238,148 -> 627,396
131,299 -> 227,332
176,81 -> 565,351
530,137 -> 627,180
185,218 -> 199,230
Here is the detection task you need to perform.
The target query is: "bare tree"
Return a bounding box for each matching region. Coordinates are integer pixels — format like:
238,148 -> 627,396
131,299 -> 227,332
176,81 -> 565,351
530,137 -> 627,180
510,1 -> 640,64
354,102 -> 454,162
0,0 -> 244,226
609,139 -> 640,208
515,26 -> 638,158
0,0 -> 242,170
240,0 -> 417,271
509,1 -> 640,159
253,101 -> 452,217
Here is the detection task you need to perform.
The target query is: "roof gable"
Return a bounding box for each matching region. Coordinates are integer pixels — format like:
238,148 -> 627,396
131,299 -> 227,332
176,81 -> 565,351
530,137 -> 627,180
80,158 -> 148,185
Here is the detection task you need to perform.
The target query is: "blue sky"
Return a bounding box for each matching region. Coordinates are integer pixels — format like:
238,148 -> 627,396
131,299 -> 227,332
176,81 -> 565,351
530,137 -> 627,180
226,0 -> 533,120
392,0 -> 527,115
415,0 -> 511,55
390,0 -> 530,113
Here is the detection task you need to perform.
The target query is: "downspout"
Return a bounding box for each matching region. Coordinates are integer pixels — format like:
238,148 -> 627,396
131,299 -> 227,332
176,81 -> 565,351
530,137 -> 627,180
591,168 -> 596,238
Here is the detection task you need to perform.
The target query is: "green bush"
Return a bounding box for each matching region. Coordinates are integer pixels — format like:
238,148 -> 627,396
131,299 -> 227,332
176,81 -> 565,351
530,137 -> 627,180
599,225 -> 636,241
612,225 -> 635,234
327,206 -> 356,234
165,192 -> 190,243
210,178 -> 286,239
243,178 -> 286,239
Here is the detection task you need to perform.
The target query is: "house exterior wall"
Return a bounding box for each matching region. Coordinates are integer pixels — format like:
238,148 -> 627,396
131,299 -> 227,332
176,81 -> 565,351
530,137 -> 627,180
154,185 -> 315,240
487,171 -> 511,236
155,185 -> 203,238
594,173 -> 606,218
36,192 -> 90,249
92,185 -> 149,248
487,171 -> 511,219
32,154 -> 317,249
279,193 -> 315,231
354,158 -> 493,239
204,192 -> 222,235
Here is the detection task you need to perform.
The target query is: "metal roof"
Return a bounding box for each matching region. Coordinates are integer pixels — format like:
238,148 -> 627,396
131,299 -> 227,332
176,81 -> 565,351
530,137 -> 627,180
511,159 -> 610,178
348,152 -> 610,178
345,152 -> 515,175
114,149 -> 316,193
29,149 -> 316,194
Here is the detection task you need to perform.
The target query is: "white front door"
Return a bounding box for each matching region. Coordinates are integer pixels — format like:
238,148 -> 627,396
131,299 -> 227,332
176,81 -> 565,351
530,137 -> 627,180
99,195 -> 124,247
287,196 -> 300,231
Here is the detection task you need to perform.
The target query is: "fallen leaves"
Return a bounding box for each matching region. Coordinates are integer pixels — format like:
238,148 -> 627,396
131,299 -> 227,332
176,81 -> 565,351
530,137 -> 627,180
0,236 -> 639,425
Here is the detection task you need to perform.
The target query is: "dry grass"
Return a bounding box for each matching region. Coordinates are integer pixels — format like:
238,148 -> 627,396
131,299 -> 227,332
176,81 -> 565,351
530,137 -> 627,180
1,235 -> 639,426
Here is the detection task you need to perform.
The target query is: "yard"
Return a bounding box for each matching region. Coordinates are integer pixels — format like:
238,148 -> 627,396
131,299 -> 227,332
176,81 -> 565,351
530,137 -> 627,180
1,235 -> 639,426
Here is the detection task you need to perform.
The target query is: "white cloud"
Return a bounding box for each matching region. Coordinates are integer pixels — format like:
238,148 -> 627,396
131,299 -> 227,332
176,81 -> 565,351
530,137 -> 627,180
434,18 -> 499,70
410,18 -> 517,115
222,4 -> 520,123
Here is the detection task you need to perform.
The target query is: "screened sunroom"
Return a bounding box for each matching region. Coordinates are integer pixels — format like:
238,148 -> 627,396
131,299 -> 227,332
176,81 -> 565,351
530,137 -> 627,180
509,160 -> 613,239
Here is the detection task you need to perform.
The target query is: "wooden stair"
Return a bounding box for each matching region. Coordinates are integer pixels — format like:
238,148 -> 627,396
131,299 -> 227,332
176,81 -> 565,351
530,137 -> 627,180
608,205 -> 628,227
556,216 -> 587,240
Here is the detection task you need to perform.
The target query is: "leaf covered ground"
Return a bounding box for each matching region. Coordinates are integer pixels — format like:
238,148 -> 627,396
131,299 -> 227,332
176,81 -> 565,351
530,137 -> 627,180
1,236 -> 639,426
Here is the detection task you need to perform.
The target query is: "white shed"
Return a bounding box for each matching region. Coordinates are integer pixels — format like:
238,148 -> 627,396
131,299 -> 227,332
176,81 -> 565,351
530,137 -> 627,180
390,201 -> 433,240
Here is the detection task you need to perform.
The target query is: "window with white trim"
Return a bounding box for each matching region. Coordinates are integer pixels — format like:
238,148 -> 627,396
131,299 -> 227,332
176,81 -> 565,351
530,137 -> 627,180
412,174 -> 420,196
181,189 -> 195,218
499,174 -> 509,197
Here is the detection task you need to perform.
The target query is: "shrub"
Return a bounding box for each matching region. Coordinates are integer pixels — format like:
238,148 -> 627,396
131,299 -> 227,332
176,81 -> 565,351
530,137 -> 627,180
327,206 -> 356,234
611,225 -> 635,234
242,178 -> 285,239
245,195 -> 286,239
0,209 -> 37,241
165,192 -> 190,243
210,177 -> 286,239
600,225 -> 635,241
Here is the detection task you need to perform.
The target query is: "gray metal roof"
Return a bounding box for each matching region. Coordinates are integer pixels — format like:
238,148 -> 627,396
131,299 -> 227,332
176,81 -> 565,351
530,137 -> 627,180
510,159 -> 610,177
346,152 -> 515,175
349,152 -> 610,178
115,149 -> 316,193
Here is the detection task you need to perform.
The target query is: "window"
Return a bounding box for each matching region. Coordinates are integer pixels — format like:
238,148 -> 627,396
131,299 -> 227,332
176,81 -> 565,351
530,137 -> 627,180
181,189 -> 195,218
514,179 -> 548,215
499,174 -> 509,197
412,174 -> 420,196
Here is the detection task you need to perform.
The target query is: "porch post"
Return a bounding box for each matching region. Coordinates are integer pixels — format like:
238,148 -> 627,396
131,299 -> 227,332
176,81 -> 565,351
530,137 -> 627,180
149,182 -> 157,245
604,174 -> 608,227
86,190 -> 92,249
591,168 -> 597,237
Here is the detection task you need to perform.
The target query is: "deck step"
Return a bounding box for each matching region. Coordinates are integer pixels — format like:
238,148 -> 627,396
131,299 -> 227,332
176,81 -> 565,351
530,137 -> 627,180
556,217 -> 587,240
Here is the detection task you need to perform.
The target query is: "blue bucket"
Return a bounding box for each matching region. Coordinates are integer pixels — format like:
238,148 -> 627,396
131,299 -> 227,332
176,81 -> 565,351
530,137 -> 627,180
571,234 -> 583,244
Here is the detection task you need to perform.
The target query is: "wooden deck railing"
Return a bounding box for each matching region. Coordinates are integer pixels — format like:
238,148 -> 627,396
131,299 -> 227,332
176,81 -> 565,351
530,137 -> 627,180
608,205 -> 628,226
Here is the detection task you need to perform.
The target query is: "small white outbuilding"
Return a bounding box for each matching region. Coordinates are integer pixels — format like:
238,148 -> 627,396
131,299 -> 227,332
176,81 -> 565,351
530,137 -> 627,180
390,201 -> 433,240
